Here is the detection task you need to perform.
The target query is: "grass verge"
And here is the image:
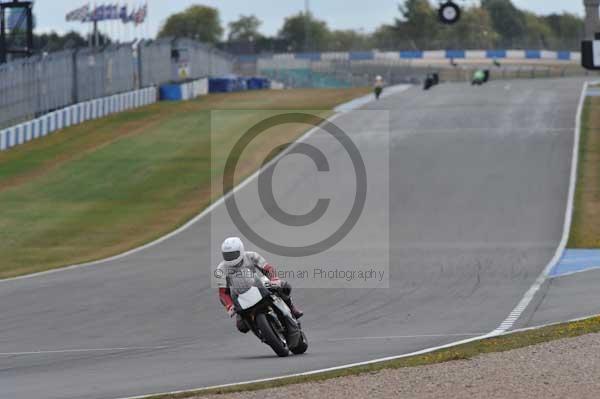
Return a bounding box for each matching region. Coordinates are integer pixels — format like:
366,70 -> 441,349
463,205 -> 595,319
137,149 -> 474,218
147,315 -> 600,399
0,88 -> 369,278
568,95 -> 600,247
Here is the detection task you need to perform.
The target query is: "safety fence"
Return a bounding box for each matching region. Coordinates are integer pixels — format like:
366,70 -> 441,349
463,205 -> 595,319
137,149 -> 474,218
0,38 -> 234,130
0,87 -> 156,151
241,49 -> 598,89
244,49 -> 582,67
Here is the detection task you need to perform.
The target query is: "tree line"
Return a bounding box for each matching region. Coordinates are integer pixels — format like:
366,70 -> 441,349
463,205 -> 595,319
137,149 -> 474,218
158,0 -> 583,53
30,0 -> 584,54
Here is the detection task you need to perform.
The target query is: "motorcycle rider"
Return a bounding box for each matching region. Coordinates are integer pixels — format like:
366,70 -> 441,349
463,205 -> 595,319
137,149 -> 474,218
216,237 -> 303,333
374,75 -> 384,99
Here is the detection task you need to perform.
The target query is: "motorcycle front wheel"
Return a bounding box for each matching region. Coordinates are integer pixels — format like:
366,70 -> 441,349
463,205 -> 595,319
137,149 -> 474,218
256,313 -> 289,357
290,331 -> 308,355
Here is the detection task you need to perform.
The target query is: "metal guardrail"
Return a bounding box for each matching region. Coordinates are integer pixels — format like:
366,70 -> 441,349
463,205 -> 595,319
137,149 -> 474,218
0,39 -> 234,129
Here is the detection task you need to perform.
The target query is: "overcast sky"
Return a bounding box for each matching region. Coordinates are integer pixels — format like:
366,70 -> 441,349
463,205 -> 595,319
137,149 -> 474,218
34,0 -> 585,40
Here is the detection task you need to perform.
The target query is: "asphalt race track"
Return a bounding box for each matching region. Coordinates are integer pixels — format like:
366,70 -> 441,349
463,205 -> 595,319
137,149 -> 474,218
0,78 -> 587,399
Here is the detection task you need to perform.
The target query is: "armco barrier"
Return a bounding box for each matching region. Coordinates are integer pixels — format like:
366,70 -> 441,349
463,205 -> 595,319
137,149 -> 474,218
159,78 -> 209,101
208,76 -> 271,93
246,77 -> 270,90
209,76 -> 238,93
263,49 -> 580,63
0,87 -> 156,152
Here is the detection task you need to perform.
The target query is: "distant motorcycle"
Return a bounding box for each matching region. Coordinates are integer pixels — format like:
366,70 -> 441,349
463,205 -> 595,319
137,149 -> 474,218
228,267 -> 308,357
424,73 -> 439,90
472,69 -> 490,86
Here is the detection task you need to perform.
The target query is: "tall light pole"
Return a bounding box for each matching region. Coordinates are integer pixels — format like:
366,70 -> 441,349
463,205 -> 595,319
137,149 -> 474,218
585,0 -> 600,39
304,0 -> 311,52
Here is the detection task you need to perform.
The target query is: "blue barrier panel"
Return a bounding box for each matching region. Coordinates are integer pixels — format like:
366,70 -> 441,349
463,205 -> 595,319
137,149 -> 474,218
295,52 -> 322,61
349,51 -> 374,61
159,84 -> 183,100
525,50 -> 541,59
237,77 -> 248,91
557,51 -> 571,60
446,50 -> 466,59
486,50 -> 506,59
209,77 -> 238,93
246,77 -> 271,90
399,51 -> 423,59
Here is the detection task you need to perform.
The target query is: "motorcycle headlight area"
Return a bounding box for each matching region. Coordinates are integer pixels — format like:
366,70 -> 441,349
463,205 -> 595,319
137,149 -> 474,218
236,286 -> 265,309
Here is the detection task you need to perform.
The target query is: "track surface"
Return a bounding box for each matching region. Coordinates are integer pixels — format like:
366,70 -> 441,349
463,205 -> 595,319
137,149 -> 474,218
522,268 -> 600,328
0,79 -> 585,399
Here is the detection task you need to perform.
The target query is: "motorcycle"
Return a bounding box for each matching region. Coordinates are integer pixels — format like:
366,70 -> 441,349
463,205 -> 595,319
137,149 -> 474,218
228,267 -> 308,357
423,73 -> 439,90
374,86 -> 383,100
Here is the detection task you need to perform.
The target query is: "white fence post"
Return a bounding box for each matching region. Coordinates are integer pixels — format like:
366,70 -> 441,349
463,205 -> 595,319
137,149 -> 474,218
16,124 -> 24,145
40,117 -> 48,137
25,122 -> 33,142
48,113 -> 56,134
0,129 -> 6,151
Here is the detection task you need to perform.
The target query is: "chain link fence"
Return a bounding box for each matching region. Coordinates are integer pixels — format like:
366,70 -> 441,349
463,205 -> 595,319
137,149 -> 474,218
329,60 -> 600,88
0,39 -> 234,129
255,55 -> 600,89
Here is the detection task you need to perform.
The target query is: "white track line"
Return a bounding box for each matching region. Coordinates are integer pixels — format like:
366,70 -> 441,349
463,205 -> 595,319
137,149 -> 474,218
326,333 -> 486,341
119,333 -> 499,399
0,85 -> 411,284
550,266 -> 600,279
0,346 -> 169,356
489,81 -> 588,335
116,82 -> 590,399
502,312 -> 600,335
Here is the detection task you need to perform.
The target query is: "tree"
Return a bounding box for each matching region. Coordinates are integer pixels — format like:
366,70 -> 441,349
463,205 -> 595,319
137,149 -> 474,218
278,12 -> 330,52
544,13 -> 584,50
376,0 -> 440,50
438,6 -> 499,49
33,31 -> 100,52
329,29 -> 372,51
397,0 -> 439,48
228,15 -> 263,42
521,11 -> 553,49
372,25 -> 400,50
158,5 -> 223,43
481,0 -> 526,47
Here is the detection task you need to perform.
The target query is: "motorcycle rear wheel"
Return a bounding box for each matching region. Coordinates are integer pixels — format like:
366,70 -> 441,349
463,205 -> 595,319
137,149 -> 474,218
256,313 -> 289,357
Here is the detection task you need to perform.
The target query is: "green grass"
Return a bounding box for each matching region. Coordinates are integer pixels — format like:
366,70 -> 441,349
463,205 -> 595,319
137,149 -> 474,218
0,88 -> 369,278
568,96 -> 600,248
146,316 -> 600,399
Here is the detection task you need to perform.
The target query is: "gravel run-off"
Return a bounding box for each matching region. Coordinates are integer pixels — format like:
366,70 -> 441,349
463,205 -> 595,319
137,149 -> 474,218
202,333 -> 600,399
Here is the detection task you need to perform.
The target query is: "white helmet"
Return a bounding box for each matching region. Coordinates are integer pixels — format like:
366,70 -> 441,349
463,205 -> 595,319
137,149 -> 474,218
376,75 -> 383,81
221,236 -> 245,267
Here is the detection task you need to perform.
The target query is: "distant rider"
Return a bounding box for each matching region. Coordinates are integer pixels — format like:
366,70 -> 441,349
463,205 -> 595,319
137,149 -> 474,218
472,69 -> 486,85
215,237 -> 303,333
374,75 -> 384,100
